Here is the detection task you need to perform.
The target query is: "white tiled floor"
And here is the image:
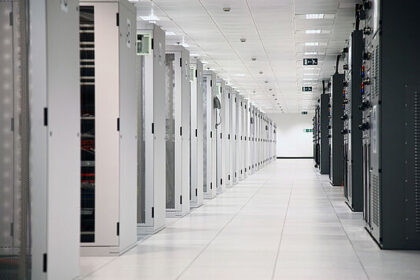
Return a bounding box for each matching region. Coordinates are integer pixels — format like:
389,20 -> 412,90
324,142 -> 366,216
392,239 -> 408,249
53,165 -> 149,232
80,159 -> 420,280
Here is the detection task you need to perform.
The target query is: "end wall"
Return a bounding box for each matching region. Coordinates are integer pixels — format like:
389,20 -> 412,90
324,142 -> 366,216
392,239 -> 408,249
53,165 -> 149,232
268,113 -> 313,158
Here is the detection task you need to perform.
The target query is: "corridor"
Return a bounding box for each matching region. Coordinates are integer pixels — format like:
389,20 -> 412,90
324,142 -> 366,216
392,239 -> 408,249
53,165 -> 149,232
80,160 -> 420,280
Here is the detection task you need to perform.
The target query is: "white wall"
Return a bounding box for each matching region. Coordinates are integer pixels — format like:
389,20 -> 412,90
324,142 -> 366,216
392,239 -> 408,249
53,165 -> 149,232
268,113 -> 313,158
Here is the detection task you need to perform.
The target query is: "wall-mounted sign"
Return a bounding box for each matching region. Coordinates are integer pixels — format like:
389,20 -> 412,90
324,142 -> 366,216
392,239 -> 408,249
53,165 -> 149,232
303,129 -> 313,133
301,111 -> 308,115
303,58 -> 318,65
302,86 -> 313,92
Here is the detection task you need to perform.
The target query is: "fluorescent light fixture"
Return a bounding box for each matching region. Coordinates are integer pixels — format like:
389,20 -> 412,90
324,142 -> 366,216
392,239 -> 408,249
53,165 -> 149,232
180,42 -> 190,48
166,31 -> 176,36
305,42 -> 319,46
303,73 -> 318,76
305,14 -> 324,19
304,67 -> 319,70
304,51 -> 318,55
305,29 -> 321,34
139,15 -> 160,21
303,78 -> 317,81
190,53 -> 199,57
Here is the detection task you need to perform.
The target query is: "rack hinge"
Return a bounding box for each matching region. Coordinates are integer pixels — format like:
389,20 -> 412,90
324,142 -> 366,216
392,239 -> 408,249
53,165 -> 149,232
116,222 -> 120,236
151,38 -> 154,50
180,195 -> 183,204
180,126 -> 182,136
152,123 -> 154,134
180,58 -> 182,67
152,207 -> 154,218
9,12 -> 13,26
116,13 -> 119,26
117,118 -> 120,131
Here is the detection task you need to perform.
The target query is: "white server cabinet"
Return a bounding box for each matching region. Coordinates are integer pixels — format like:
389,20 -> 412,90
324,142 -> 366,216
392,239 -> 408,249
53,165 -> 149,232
190,59 -> 204,207
243,99 -> 250,177
255,109 -> 261,170
203,71 -> 217,199
30,0 -> 80,278
225,86 -> 233,187
231,91 -> 238,184
249,105 -> 256,173
79,0 -> 137,256
165,45 -> 191,217
136,23 -> 166,234
235,94 -> 242,181
216,79 -> 226,193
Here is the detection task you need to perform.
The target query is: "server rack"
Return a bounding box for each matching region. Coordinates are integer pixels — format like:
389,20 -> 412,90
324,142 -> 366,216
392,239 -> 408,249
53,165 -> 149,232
244,100 -> 250,176
203,71 -> 218,199
79,0 -> 137,255
190,59 -> 204,207
231,91 -> 238,184
137,23 -> 166,235
29,0 -> 80,278
216,79 -> 226,193
225,85 -> 233,187
313,107 -> 321,168
343,27 -> 364,211
319,92 -> 330,174
328,71 -> 345,186
165,45 -> 191,217
361,0 -> 420,249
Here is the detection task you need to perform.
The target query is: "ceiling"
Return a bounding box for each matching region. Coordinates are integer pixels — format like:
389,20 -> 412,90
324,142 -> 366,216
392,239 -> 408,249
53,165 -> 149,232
132,0 -> 358,113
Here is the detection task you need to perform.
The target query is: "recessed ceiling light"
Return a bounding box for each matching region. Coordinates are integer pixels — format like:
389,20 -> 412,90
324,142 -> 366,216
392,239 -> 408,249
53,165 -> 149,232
305,14 -> 324,19
305,30 -> 321,34
139,15 -> 160,21
269,88 -> 273,91
223,7 -> 231,12
251,57 -> 257,61
259,71 -> 263,74
264,81 -> 269,83
240,38 -> 247,43
305,42 -> 319,46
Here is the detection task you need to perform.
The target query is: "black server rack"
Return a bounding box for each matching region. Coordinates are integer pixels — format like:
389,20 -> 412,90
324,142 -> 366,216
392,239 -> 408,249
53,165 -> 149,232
329,69 -> 345,186
343,28 -> 364,211
313,108 -> 320,168
361,0 -> 420,249
319,93 -> 330,174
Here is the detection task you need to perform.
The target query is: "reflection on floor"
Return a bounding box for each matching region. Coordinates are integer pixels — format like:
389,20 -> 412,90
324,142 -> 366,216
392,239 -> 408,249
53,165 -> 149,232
80,159 -> 420,280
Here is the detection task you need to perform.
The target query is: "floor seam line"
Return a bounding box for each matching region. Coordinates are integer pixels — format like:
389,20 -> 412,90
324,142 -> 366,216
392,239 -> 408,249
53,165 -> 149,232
175,178 -> 270,280
270,180 -> 294,280
321,181 -> 371,280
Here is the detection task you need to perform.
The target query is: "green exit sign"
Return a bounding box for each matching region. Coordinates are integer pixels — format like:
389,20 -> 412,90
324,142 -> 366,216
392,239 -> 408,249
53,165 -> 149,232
304,129 -> 313,133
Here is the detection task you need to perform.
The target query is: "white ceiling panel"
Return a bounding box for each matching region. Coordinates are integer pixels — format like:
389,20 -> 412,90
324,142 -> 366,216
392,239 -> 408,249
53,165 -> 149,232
133,0 -> 357,113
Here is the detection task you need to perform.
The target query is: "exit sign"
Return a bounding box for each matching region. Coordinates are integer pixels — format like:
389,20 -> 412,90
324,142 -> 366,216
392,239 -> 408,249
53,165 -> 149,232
303,58 -> 318,65
302,86 -> 313,92
304,129 -> 313,133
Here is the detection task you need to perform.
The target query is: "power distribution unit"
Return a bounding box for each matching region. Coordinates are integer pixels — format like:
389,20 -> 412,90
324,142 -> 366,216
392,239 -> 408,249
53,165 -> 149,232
137,23 -> 167,235
165,45 -> 191,217
319,94 -> 330,174
343,29 -> 364,212
203,71 -> 218,199
79,0 -> 138,255
329,72 -> 345,186
190,59 -> 204,207
361,0 -> 420,249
